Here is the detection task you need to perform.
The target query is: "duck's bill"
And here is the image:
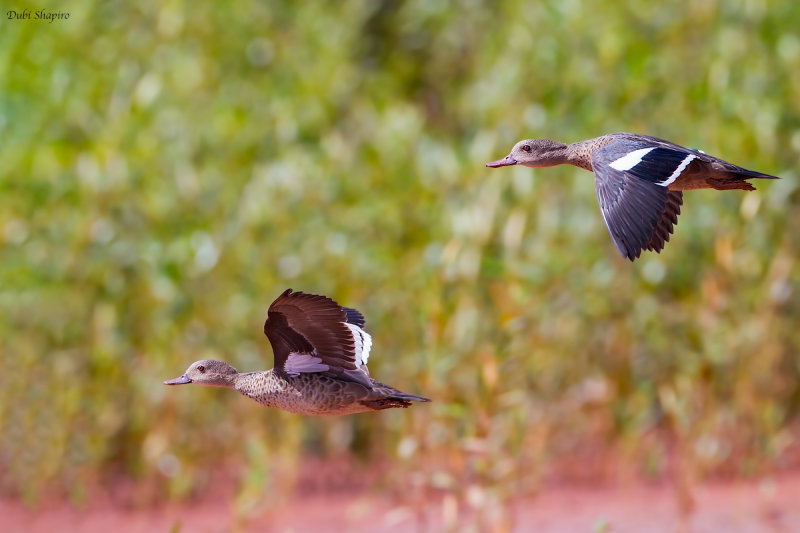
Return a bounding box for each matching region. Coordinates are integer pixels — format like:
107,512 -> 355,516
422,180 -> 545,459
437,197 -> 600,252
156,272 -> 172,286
486,155 -> 517,168
164,374 -> 192,385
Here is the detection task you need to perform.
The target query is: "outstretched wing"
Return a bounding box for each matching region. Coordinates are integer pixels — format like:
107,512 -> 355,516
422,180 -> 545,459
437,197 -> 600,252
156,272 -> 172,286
591,140 -> 686,260
263,289 -> 373,386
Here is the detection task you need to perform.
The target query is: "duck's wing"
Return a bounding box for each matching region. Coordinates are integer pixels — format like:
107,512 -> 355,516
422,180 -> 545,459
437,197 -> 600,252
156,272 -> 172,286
608,133 -> 779,180
591,138 -> 687,261
342,307 -> 366,328
646,190 -> 682,253
263,289 -> 373,386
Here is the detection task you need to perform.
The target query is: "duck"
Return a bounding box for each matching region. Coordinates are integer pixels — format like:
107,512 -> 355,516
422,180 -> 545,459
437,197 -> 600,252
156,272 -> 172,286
165,289 -> 430,415
486,133 -> 778,261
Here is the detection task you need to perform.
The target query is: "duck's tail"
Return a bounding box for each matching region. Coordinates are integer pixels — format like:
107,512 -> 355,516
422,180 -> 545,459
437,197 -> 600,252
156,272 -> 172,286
738,168 -> 780,180
706,166 -> 779,191
361,382 -> 431,410
388,391 -> 432,403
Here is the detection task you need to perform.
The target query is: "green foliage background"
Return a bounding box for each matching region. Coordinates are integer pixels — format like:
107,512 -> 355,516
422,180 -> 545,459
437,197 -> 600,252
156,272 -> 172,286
1,0 -> 799,516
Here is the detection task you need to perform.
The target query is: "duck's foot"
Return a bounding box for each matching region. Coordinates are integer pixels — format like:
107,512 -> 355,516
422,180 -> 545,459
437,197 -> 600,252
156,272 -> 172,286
707,178 -> 756,191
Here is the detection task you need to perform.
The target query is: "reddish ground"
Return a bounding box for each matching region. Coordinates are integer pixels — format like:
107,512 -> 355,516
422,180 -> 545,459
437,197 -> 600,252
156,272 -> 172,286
4,473 -> 799,533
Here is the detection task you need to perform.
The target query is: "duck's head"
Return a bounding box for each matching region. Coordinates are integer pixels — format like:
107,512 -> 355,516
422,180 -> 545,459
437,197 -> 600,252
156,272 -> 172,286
486,139 -> 568,168
164,359 -> 239,388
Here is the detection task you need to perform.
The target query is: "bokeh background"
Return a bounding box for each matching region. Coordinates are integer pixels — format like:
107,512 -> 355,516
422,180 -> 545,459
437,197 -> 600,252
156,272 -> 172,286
2,0 -> 799,529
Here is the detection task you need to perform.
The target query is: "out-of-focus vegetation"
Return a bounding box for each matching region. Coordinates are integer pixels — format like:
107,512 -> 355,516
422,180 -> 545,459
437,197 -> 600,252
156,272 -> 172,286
1,0 -> 799,525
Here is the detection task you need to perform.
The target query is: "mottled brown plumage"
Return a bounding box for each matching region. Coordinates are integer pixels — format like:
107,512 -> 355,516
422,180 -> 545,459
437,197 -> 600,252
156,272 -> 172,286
165,289 -> 429,415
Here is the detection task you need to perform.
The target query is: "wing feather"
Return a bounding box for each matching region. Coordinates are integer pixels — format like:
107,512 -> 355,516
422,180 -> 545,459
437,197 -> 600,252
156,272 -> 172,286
592,141 -> 685,261
263,289 -> 372,386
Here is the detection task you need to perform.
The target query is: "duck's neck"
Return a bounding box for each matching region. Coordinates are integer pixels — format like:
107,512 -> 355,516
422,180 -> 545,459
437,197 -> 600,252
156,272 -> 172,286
216,373 -> 239,388
528,142 -> 591,171
562,140 -> 595,171
233,369 -> 286,406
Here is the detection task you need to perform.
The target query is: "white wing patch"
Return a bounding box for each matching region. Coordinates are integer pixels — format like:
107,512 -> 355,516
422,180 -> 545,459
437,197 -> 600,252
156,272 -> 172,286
284,353 -> 330,376
609,147 -> 656,171
656,154 -> 696,186
344,322 -> 373,367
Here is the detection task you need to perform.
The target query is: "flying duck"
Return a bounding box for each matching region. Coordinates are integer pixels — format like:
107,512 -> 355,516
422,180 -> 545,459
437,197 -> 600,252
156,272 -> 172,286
486,133 -> 778,261
165,289 -> 430,415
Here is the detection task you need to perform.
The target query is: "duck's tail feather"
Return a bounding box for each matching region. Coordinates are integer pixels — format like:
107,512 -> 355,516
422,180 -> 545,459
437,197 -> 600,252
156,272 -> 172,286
362,381 -> 431,410
388,391 -> 431,403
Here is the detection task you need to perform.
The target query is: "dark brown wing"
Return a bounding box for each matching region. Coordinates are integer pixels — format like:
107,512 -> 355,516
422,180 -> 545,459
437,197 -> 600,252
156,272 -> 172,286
593,171 -> 672,260
646,190 -> 683,252
263,289 -> 371,386
591,139 -> 686,260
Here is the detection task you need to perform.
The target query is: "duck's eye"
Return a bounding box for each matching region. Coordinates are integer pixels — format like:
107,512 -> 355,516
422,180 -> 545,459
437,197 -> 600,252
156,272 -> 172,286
197,365 -> 206,373
522,145 -> 532,152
